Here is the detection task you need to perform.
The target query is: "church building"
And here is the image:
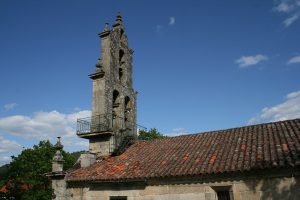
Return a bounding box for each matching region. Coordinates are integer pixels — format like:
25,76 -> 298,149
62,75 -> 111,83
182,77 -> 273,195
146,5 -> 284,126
49,14 -> 300,200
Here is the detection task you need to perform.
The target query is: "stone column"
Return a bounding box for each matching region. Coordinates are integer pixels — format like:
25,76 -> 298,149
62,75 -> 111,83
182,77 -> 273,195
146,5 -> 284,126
51,137 -> 67,200
52,137 -> 64,172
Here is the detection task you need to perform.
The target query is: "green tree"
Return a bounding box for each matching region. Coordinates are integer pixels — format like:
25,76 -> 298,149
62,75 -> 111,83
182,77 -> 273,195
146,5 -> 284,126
3,140 -> 76,200
0,164 -> 9,186
138,128 -> 165,140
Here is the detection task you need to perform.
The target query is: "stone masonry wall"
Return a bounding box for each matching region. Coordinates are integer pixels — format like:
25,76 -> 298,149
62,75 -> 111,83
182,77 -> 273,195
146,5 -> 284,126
52,179 -> 67,200
65,175 -> 300,200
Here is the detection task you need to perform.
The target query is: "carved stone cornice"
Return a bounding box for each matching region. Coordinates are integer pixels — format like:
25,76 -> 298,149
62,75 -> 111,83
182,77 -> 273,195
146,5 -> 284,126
89,70 -> 105,80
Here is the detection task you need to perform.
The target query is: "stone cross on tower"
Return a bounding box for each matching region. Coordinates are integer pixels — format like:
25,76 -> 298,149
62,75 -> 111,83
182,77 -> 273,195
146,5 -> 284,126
76,13 -> 137,157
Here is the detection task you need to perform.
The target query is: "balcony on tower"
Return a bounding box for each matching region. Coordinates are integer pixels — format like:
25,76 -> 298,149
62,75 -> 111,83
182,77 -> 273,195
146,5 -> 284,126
76,114 -> 144,138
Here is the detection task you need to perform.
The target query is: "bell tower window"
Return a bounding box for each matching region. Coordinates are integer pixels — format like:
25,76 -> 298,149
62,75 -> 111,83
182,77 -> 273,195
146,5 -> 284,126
112,90 -> 120,130
119,68 -> 123,81
119,49 -> 125,64
124,96 -> 131,127
118,49 -> 125,83
120,29 -> 124,39
113,90 -> 120,108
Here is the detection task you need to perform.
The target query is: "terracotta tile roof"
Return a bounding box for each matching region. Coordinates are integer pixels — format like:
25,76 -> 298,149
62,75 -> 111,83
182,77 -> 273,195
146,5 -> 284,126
66,118 -> 300,182
0,185 -> 9,193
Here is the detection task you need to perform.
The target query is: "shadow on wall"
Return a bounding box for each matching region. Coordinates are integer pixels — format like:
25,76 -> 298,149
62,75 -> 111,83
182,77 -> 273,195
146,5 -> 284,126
244,174 -> 300,200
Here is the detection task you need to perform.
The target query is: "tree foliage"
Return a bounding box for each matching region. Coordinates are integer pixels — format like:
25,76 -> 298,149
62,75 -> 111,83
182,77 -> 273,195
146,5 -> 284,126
138,128 -> 165,140
1,140 -> 76,200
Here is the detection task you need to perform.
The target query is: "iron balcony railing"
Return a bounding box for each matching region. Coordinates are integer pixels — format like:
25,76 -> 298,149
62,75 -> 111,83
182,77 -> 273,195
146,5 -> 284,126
76,114 -> 146,136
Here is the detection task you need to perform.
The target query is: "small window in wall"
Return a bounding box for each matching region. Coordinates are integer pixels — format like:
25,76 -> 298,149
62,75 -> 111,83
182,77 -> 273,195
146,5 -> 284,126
110,196 -> 127,200
212,186 -> 232,200
216,190 -> 231,200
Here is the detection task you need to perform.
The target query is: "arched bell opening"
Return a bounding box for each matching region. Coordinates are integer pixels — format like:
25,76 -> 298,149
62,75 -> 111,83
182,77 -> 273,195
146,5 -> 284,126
118,68 -> 123,82
119,49 -> 125,65
124,96 -> 132,129
112,90 -> 121,129
120,29 -> 124,39
118,49 -> 126,83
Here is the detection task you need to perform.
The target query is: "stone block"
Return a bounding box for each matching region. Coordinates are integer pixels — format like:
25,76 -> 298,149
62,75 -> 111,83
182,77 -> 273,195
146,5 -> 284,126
80,153 -> 96,168
168,184 -> 205,194
240,191 -> 261,200
140,185 -> 169,196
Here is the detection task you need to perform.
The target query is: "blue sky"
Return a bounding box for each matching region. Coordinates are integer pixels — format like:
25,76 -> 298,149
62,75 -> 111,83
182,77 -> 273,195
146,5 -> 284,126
0,0 -> 300,165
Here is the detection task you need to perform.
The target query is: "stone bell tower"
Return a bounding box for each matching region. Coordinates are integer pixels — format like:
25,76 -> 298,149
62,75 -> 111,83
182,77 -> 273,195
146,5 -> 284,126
76,13 -> 137,157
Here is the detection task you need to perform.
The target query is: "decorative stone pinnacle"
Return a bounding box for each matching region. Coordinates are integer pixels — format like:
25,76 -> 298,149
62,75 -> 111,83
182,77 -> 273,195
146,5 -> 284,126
53,150 -> 64,162
114,12 -> 123,25
99,23 -> 111,38
54,136 -> 63,150
95,58 -> 102,68
52,137 -> 64,164
103,23 -> 110,32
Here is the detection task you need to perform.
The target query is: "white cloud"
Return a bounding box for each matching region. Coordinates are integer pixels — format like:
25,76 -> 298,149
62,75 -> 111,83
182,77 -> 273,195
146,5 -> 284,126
248,90 -> 300,124
283,13 -> 299,26
287,55 -> 300,64
274,0 -> 300,27
169,17 -> 175,26
0,110 -> 91,140
0,136 -> 22,165
0,156 -> 13,166
235,54 -> 268,68
1,156 -> 12,162
0,110 -> 91,160
0,109 -> 91,165
0,136 -> 22,153
4,103 -> 17,111
166,127 -> 189,136
155,17 -> 176,33
275,1 -> 295,12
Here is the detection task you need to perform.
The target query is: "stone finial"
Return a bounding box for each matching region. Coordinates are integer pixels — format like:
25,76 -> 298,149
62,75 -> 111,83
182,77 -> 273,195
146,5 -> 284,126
54,136 -> 63,150
103,22 -> 110,32
114,12 -> 123,26
53,149 -> 64,162
52,137 -> 64,172
99,23 -> 111,38
95,58 -> 102,69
